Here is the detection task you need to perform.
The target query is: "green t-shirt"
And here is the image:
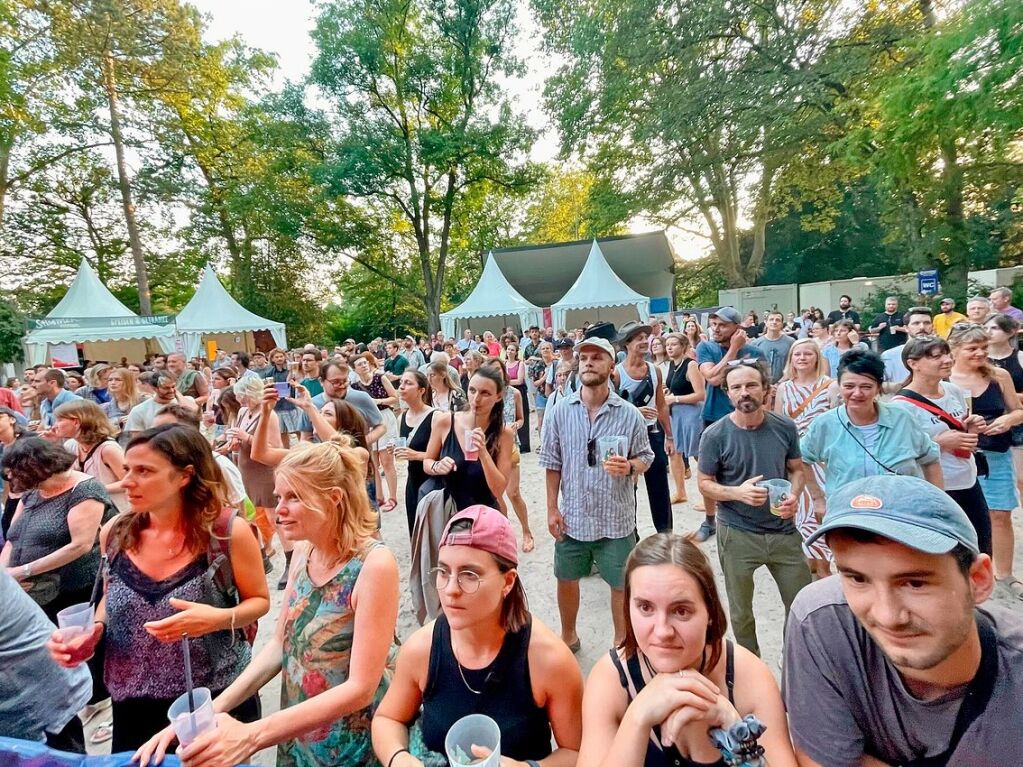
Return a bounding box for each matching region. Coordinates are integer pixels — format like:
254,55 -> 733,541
384,355 -> 409,376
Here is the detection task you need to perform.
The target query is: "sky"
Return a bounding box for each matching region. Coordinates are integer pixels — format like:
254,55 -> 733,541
188,0 -> 705,258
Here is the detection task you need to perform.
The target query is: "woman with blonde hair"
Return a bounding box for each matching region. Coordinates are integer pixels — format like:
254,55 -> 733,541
948,322 -> 1023,596
428,358 -> 466,413
102,367 -> 143,439
136,438 -> 399,767
80,363 -> 112,406
663,333 -> 704,500
52,399 -> 130,512
774,339 -> 835,577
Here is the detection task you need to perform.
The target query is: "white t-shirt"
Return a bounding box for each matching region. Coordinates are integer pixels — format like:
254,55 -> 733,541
214,454 -> 247,507
892,381 -> 976,490
124,397 -> 169,434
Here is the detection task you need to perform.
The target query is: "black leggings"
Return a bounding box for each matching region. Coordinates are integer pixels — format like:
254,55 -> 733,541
644,428 -> 673,533
110,691 -> 261,753
947,481 -> 992,555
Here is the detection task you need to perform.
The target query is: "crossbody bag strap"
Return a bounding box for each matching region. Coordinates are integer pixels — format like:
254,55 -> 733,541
902,612 -> 998,766
788,379 -> 831,421
893,389 -> 965,431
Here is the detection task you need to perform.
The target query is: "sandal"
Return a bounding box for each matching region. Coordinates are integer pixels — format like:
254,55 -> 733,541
521,531 -> 535,553
89,721 -> 113,745
997,576 -> 1023,600
380,498 -> 398,513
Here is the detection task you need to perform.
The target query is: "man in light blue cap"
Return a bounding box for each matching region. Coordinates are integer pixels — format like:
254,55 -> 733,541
782,475 -> 1023,766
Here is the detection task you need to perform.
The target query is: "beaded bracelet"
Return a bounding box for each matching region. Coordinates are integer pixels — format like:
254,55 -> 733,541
708,714 -> 767,767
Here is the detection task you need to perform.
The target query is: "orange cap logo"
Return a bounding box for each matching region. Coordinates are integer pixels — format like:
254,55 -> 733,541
850,495 -> 883,509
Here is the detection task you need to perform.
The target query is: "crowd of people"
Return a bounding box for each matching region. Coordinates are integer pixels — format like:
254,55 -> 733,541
2,287 -> 1023,766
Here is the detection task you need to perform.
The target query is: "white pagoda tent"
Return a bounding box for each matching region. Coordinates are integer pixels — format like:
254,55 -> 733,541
440,252 -> 543,338
550,240 -> 651,331
174,264 -> 287,359
22,259 -> 176,366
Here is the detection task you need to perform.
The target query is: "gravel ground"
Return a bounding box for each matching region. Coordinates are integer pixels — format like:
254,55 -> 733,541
85,426 -> 1023,762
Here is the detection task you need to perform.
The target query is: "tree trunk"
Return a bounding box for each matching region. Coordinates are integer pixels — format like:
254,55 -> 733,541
102,49 -> 151,314
0,137 -> 10,229
939,137 -> 969,295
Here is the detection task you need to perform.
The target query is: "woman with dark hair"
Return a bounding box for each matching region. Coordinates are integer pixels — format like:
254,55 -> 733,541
504,341 -> 531,453
428,358 -> 466,413
801,349 -> 942,494
422,366 -> 513,511
577,534 -> 796,767
47,424 -> 269,753
352,355 -> 400,512
821,319 -> 866,375
396,370 -> 445,535
985,313 -> 1023,523
1,437 -> 115,618
949,322 -> 1023,595
664,333 -> 704,500
892,335 -> 992,553
372,506 -> 582,767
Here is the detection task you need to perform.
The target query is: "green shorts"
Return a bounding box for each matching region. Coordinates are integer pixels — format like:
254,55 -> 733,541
554,533 -> 637,589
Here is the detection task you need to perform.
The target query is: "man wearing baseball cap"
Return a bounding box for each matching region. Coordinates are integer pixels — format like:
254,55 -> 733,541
690,306 -> 765,542
933,297 -> 967,339
782,475 -> 1023,766
540,335 -> 654,651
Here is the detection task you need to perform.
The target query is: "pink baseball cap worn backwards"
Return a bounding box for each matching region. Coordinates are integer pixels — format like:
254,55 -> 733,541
440,505 -> 518,566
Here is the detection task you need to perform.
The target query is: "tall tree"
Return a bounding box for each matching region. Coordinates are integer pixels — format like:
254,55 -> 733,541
309,0 -> 537,332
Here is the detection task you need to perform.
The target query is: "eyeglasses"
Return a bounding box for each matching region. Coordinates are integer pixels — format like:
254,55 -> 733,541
726,358 -> 760,367
430,567 -> 485,594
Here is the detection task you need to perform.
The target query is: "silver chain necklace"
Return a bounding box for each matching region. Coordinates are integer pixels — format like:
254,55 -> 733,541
456,659 -> 483,695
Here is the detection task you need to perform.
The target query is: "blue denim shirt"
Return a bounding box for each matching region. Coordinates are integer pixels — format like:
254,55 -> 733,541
800,403 -> 940,495
39,389 -> 81,427
0,572 -> 91,740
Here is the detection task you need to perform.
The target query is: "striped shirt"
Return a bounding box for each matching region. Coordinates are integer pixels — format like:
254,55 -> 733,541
539,388 -> 654,541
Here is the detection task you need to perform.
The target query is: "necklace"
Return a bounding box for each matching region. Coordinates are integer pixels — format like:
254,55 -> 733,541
456,658 -> 484,695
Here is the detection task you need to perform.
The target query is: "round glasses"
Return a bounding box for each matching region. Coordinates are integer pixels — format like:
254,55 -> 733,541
430,566 -> 485,594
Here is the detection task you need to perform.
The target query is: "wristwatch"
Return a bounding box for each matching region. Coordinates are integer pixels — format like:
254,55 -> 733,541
21,563 -> 32,579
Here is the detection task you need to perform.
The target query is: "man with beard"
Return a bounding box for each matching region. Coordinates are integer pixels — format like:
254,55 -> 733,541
541,337 -> 653,651
692,306 -> 765,542
880,306 -> 934,390
697,360 -> 810,655
827,294 -> 861,330
783,475 -> 1023,766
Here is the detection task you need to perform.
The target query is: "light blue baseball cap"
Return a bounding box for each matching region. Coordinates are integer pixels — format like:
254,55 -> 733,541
806,475 -> 979,555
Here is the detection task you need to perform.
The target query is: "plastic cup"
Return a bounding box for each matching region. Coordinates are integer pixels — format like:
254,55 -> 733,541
596,435 -> 627,466
445,714 -> 501,767
56,602 -> 95,641
758,479 -> 793,516
464,429 -> 479,461
168,686 -> 216,747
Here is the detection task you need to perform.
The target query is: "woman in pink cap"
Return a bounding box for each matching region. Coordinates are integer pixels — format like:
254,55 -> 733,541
372,505 -> 583,767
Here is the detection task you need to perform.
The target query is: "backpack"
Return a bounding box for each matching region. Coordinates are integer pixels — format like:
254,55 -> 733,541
206,507 -> 259,645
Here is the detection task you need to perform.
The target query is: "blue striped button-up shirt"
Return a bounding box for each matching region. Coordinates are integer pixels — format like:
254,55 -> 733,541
539,389 -> 654,542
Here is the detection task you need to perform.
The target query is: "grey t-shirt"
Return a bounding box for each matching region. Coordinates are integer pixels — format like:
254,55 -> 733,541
751,334 -> 794,383
697,412 -> 800,534
783,577 -> 1023,766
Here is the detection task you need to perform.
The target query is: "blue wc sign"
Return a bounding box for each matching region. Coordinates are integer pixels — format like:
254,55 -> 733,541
917,269 -> 939,295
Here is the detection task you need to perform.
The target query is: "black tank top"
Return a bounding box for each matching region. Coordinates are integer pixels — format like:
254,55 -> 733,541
990,352 -> 1023,393
422,615 -> 553,762
666,358 -> 695,398
400,409 -> 436,501
439,419 -> 497,510
974,380 -> 1011,453
609,642 -> 735,767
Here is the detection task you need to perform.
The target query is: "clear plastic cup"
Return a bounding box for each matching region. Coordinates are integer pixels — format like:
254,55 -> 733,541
464,429 -> 479,461
168,687 -> 216,747
757,478 -> 793,516
445,714 -> 501,767
56,602 -> 95,641
596,435 -> 627,466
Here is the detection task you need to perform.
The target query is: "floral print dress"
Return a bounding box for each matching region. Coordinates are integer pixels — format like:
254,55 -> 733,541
278,542 -> 394,767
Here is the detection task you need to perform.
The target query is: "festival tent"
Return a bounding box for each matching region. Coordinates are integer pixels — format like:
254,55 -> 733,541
550,240 -> 652,331
22,259 -> 177,366
440,252 -> 543,338
174,264 -> 287,359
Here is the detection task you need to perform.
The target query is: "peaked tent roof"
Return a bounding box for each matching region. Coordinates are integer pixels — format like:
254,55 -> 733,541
550,240 -> 651,329
23,259 -> 177,364
440,252 -> 542,337
174,264 -> 287,357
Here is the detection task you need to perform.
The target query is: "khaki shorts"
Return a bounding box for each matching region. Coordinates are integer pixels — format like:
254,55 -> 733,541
554,533 -> 637,589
